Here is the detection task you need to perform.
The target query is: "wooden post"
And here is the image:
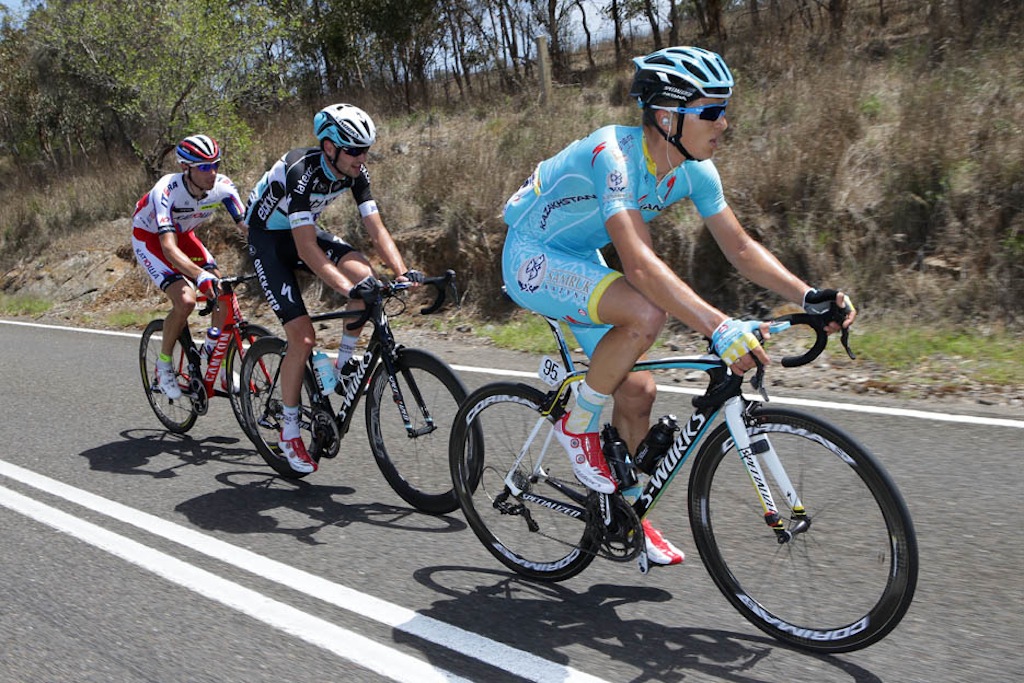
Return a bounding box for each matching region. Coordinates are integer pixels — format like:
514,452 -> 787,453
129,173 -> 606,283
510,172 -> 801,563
536,35 -> 551,107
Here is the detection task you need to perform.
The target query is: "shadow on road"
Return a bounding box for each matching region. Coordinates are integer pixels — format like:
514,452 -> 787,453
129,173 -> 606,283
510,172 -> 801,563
175,471 -> 465,545
405,565 -> 884,683
79,428 -> 255,478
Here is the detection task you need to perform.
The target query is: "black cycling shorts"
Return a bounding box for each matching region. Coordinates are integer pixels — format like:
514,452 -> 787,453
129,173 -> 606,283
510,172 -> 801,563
248,226 -> 356,324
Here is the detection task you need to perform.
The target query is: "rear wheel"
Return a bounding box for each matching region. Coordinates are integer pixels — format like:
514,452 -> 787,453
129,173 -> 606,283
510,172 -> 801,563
238,335 -> 323,479
449,382 -> 599,581
139,318 -> 198,433
365,348 -> 469,514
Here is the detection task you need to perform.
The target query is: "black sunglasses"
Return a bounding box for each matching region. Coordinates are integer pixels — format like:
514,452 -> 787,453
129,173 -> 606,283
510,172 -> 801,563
341,145 -> 370,157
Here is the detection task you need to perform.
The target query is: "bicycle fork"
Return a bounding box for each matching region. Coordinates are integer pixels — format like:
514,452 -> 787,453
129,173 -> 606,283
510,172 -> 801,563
722,397 -> 810,543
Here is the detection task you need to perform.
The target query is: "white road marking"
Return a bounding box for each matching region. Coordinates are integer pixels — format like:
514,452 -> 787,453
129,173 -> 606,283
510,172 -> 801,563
5,318 -> 1019,428
0,461 -> 610,683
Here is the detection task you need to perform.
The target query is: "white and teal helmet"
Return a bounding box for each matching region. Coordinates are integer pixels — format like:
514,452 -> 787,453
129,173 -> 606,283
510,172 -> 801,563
313,103 -> 376,149
629,46 -> 734,106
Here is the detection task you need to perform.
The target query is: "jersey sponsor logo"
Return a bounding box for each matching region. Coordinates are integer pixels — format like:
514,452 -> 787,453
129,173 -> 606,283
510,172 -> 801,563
516,253 -> 547,294
607,170 -> 625,192
253,255 -> 280,312
538,194 -> 596,230
255,183 -> 283,221
295,167 -> 315,195
591,142 -> 607,166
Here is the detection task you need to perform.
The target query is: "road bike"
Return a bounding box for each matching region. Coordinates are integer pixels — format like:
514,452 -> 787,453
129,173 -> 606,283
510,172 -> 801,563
239,270 -> 471,514
449,309 -> 918,653
139,273 -> 273,436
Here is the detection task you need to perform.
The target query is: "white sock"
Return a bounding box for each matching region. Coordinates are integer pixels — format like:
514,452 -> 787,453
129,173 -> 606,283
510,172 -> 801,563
335,334 -> 359,367
564,380 -> 610,434
281,404 -> 301,440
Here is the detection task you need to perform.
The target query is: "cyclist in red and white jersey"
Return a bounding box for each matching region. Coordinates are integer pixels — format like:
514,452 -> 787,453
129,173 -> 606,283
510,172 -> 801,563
131,134 -> 246,400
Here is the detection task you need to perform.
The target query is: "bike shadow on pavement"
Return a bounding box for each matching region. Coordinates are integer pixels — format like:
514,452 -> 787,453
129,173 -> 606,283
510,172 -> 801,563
174,470 -> 465,546
405,565 -> 884,683
79,428 -> 255,479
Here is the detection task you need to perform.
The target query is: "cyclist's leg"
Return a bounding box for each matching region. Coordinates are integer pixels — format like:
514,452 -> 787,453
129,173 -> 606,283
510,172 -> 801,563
248,228 -> 318,472
133,232 -> 196,357
317,228 -> 366,369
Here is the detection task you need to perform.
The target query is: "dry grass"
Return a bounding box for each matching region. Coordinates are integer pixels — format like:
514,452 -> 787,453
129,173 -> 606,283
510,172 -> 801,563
1,4 -> 1021,332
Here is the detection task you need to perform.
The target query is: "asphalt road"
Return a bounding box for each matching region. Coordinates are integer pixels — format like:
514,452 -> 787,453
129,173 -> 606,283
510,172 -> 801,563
0,319 -> 1021,683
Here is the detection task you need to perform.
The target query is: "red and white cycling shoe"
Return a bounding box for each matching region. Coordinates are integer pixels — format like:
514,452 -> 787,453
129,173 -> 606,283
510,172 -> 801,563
278,434 -> 317,474
642,519 -> 684,566
553,414 -> 617,494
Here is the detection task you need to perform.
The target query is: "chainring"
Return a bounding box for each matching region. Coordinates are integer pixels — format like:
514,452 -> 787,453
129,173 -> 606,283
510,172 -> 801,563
587,492 -> 644,562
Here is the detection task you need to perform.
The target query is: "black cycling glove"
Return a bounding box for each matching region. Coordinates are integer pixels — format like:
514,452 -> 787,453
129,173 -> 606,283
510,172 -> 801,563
402,270 -> 425,284
803,288 -> 856,318
348,276 -> 380,301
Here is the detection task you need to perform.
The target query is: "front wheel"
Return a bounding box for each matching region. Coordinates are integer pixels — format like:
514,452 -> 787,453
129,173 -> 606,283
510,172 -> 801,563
449,382 -> 600,581
365,348 -> 469,514
139,319 -> 198,433
224,322 -> 273,442
688,406 -> 918,653
238,335 -> 323,479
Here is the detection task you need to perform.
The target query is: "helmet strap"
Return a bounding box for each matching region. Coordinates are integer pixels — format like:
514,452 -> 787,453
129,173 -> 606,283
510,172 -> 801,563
320,140 -> 343,180
664,115 -> 695,161
183,168 -> 204,198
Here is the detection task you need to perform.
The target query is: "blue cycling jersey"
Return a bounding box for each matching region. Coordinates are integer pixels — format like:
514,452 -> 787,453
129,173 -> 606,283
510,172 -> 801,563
503,124 -> 727,253
501,124 -> 729,355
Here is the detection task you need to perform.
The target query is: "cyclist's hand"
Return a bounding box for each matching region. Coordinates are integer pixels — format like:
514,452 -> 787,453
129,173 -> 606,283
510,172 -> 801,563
711,318 -> 771,373
803,288 -> 857,333
196,270 -> 220,299
348,276 -> 380,302
399,269 -> 425,286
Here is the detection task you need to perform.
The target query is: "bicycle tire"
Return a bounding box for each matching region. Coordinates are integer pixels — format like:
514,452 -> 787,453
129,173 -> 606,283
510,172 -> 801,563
139,319 -> 198,433
224,322 -> 273,442
450,382 -> 600,581
688,406 -> 918,653
365,347 -> 469,514
238,335 -> 322,479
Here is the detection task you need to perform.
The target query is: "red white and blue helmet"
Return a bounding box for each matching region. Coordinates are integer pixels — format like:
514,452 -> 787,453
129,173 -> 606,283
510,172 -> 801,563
313,104 -> 377,148
630,46 -> 734,106
175,134 -> 221,165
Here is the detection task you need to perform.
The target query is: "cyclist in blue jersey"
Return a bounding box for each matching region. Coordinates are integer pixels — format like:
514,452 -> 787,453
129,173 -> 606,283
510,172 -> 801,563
132,134 -> 247,400
245,103 -> 421,474
502,46 -> 856,566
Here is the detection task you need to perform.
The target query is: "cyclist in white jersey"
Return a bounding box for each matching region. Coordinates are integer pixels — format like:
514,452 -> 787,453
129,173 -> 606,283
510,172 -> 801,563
132,134 -> 246,400
502,46 -> 856,567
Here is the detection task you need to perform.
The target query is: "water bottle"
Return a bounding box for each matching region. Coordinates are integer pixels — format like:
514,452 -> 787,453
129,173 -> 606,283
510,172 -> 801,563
600,424 -> 637,489
312,351 -> 337,393
634,415 -> 679,475
203,327 -> 221,360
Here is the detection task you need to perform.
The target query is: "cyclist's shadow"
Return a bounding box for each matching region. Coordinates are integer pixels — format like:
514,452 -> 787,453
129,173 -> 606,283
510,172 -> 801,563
79,428 -> 256,479
406,566 -> 883,683
174,471 -> 464,546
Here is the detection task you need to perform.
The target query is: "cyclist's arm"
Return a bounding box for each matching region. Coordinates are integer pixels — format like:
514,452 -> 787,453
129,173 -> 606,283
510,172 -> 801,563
292,222 -> 357,294
361,211 -> 409,279
703,207 -> 810,304
606,208 -> 727,339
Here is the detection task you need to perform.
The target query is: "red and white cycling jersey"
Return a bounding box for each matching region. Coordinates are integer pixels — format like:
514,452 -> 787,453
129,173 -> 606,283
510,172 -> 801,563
131,172 -> 244,236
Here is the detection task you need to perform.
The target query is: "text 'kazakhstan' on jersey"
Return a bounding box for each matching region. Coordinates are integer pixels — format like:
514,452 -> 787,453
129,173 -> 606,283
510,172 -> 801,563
131,173 -> 245,236
502,124 -> 728,255
244,147 -> 377,231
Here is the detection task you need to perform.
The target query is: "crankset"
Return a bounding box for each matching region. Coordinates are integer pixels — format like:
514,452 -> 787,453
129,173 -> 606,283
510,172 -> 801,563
309,406 -> 341,459
588,492 -> 644,563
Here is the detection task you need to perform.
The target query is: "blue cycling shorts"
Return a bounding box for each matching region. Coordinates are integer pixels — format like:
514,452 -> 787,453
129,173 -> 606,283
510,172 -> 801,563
502,230 -> 622,356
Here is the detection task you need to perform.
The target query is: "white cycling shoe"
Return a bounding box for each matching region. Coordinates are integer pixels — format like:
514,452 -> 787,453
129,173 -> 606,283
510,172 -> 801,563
156,360 -> 182,400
